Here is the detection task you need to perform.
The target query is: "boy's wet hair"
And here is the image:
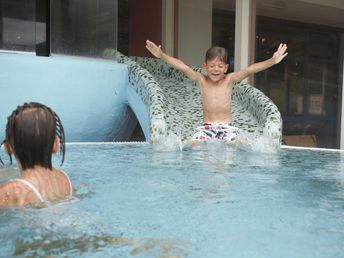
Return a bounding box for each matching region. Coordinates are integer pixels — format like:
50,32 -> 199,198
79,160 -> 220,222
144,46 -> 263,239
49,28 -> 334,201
0,102 -> 65,169
205,46 -> 228,63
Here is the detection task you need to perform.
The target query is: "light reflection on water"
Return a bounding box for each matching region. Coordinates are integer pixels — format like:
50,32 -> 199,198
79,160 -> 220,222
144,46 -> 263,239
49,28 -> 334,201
0,142 -> 344,257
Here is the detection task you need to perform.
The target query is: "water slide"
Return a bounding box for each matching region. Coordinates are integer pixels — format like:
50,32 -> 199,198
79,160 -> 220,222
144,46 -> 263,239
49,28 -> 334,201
104,49 -> 283,144
0,51 -> 282,144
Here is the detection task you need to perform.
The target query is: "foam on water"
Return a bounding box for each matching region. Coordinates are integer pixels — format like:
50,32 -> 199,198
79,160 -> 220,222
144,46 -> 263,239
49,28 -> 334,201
236,131 -> 281,154
153,129 -> 281,156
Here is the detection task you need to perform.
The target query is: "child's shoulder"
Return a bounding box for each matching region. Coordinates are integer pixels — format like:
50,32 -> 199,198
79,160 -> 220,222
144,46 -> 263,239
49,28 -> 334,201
0,180 -> 21,205
224,73 -> 236,85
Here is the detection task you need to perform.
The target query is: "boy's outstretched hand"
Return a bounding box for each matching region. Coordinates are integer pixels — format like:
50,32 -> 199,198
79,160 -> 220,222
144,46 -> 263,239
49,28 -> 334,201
272,43 -> 288,64
146,40 -> 163,58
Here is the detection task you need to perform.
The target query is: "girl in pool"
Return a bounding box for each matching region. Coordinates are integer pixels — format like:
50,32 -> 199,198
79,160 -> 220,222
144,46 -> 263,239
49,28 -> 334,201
0,102 -> 73,207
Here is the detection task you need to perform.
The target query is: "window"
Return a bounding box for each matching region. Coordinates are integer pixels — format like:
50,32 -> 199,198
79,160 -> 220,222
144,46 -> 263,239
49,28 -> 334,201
0,0 -> 36,52
1,0 -> 118,57
51,0 -> 118,57
255,17 -> 341,148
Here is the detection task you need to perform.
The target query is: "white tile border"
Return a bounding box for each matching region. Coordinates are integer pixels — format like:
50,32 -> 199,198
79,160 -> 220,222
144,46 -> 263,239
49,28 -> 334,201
281,145 -> 344,152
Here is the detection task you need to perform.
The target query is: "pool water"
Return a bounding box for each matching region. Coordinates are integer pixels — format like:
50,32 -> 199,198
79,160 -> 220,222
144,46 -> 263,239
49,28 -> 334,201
1,143 -> 344,257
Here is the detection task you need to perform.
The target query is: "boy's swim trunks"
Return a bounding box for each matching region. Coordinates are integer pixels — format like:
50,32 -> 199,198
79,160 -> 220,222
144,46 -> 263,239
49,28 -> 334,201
191,123 -> 241,143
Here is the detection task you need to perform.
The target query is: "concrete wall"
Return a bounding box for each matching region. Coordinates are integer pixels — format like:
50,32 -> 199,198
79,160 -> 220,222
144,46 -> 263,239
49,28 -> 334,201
0,52 -> 134,142
177,0 -> 212,66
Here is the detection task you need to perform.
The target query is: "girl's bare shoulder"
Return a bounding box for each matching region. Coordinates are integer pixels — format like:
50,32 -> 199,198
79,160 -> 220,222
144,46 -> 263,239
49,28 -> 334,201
0,180 -> 23,206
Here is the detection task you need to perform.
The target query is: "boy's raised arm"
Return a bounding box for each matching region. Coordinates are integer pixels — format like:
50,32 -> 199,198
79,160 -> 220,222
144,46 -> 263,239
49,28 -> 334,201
230,43 -> 288,83
145,40 -> 202,83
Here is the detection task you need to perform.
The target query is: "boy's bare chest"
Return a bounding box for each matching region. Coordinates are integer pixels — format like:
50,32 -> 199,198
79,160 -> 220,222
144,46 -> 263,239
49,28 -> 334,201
201,83 -> 232,99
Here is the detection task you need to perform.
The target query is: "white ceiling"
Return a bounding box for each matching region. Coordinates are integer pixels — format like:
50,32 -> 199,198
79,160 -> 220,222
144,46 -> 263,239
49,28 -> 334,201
213,0 -> 344,29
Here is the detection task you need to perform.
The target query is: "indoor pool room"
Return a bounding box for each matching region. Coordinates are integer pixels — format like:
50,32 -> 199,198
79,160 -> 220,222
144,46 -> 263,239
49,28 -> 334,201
1,0 -> 344,257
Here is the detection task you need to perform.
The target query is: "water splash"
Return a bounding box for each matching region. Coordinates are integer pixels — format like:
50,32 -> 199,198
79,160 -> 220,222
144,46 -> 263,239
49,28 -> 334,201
153,133 -> 183,152
152,128 -> 281,156
236,131 -> 281,154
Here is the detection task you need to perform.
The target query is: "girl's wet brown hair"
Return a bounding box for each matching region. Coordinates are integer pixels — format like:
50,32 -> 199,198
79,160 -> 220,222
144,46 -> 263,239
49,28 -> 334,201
0,102 -> 65,169
205,46 -> 228,63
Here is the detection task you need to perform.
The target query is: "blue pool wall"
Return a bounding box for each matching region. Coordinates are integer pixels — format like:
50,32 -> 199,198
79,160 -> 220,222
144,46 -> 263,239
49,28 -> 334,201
0,52 -> 139,142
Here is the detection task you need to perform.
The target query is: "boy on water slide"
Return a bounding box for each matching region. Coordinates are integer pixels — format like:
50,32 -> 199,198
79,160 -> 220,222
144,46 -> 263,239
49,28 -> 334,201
146,40 -> 287,144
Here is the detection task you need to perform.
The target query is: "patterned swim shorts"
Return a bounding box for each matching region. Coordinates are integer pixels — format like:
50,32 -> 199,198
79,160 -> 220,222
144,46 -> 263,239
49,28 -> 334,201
191,123 -> 241,143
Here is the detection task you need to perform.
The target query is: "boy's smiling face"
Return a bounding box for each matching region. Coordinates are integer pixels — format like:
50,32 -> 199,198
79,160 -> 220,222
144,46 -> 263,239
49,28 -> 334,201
203,57 -> 229,82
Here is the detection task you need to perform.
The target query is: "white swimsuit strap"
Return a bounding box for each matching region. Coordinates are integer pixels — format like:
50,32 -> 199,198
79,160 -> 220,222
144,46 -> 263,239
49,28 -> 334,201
60,170 -> 73,196
13,178 -> 45,203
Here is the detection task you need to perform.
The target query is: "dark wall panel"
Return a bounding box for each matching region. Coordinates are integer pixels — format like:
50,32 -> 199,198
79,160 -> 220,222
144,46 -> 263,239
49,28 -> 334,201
128,0 -> 162,57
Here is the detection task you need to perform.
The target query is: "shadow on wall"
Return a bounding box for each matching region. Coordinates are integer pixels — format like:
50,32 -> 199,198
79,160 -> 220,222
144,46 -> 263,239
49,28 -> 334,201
116,105 -> 145,142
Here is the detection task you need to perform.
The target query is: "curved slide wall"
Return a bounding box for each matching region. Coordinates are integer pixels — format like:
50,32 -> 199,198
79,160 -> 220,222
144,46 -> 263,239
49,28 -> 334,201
103,49 -> 167,143
0,52 -> 137,142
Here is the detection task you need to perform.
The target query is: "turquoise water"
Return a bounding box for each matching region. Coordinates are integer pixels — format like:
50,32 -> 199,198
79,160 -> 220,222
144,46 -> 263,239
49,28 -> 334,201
1,143 -> 344,257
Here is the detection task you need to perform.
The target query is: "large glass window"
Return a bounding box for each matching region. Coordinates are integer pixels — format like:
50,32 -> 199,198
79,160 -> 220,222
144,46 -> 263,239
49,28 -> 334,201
0,0 -> 36,52
51,0 -> 117,57
1,0 -> 119,57
255,17 -> 341,148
